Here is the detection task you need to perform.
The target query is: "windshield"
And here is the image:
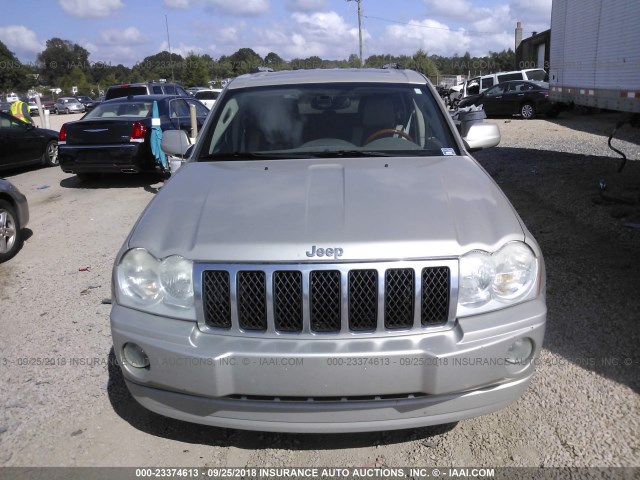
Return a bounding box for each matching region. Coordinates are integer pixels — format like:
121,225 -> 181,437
197,83 -> 459,160
84,101 -> 152,119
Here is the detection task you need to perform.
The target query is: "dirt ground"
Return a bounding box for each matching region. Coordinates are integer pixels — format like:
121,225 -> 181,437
0,110 -> 638,470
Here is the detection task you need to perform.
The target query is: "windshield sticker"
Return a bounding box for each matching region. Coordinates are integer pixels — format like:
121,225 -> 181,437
414,88 -> 422,94
441,148 -> 456,156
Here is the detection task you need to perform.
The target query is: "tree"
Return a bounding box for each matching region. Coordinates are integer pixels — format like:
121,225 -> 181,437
228,48 -> 263,74
132,51 -> 184,82
411,49 -> 440,80
264,52 -> 285,70
181,53 -> 208,87
37,37 -> 90,86
58,66 -> 92,96
0,40 -> 34,92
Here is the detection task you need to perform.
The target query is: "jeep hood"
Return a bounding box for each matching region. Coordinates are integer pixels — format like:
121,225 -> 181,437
128,156 -> 524,262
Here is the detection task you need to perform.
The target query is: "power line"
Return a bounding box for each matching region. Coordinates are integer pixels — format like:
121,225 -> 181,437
362,14 -> 509,37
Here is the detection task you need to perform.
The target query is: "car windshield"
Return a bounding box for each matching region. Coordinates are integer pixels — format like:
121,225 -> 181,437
198,83 -> 458,160
84,101 -> 152,119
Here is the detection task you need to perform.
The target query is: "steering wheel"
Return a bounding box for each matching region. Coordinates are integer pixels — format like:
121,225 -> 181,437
364,128 -> 414,145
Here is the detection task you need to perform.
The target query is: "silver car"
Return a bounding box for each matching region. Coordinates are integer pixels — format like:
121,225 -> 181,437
54,97 -> 85,115
0,178 -> 29,263
110,69 -> 546,433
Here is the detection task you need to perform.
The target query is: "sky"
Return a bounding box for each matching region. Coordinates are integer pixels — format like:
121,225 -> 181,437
0,0 -> 552,67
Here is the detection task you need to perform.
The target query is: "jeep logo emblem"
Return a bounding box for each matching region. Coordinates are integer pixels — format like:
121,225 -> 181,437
306,245 -> 344,259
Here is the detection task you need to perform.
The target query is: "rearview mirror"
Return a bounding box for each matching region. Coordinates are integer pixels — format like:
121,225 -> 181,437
462,123 -> 501,151
161,129 -> 191,157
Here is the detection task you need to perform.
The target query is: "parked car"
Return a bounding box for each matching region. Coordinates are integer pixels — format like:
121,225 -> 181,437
0,111 -> 59,170
58,94 -> 208,180
192,88 -> 222,109
186,86 -> 209,96
75,95 -> 98,111
0,178 -> 29,263
450,69 -> 548,107
37,97 -> 56,112
110,68 -> 546,433
54,97 -> 85,115
458,80 -> 558,119
104,82 -> 189,100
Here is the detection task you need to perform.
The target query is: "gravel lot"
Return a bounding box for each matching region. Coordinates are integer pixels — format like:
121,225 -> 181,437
0,110 -> 639,469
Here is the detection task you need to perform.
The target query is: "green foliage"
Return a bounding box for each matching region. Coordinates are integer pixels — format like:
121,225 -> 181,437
2,37 -> 519,95
181,53 -> 209,87
37,37 -> 90,86
0,41 -> 34,92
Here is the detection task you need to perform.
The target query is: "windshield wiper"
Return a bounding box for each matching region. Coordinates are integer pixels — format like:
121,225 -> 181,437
198,152 -> 304,161
307,150 -> 392,158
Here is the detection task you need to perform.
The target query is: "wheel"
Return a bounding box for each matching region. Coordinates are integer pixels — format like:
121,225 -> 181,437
42,140 -> 59,166
520,102 -> 536,119
65,108 -> 70,114
0,200 -> 22,263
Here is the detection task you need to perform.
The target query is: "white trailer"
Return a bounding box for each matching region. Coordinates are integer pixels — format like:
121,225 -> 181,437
549,0 -> 640,113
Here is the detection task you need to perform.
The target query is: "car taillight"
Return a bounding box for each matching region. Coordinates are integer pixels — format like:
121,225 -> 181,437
130,122 -> 147,143
58,124 -> 67,144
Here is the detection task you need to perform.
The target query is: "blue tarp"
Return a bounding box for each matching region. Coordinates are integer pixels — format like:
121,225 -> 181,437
150,100 -> 167,171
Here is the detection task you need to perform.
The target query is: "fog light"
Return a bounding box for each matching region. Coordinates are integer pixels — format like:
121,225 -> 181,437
123,342 -> 150,369
505,338 -> 533,365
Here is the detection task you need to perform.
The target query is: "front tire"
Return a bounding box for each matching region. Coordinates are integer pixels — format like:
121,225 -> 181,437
0,200 -> 22,263
521,102 -> 536,119
43,140 -> 59,166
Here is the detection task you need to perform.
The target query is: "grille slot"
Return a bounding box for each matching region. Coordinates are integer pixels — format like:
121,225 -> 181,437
199,261 -> 453,335
384,269 -> 415,329
203,270 -> 231,328
348,269 -> 378,331
421,267 -> 450,325
273,271 -> 303,332
310,270 -> 342,332
237,271 -> 267,330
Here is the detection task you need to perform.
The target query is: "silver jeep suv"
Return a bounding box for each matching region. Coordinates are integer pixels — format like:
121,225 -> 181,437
110,68 -> 546,433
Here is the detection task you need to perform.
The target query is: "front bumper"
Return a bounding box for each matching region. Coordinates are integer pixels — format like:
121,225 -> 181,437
110,298 -> 546,433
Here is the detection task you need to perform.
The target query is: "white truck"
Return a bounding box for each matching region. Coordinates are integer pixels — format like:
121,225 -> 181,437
549,0 -> 640,113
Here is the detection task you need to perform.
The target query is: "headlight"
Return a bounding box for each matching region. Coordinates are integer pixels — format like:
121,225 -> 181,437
115,248 -> 195,319
458,242 -> 538,316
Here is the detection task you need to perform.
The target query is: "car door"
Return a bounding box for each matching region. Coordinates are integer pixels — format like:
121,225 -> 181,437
479,84 -> 508,116
0,112 -> 42,168
502,82 -> 530,115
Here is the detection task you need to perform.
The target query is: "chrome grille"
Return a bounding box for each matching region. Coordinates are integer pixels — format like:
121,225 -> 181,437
421,267 -> 450,325
273,271 -> 303,332
384,268 -> 415,329
199,261 -> 455,335
310,270 -> 341,332
237,271 -> 267,330
202,270 -> 231,328
348,269 -> 378,331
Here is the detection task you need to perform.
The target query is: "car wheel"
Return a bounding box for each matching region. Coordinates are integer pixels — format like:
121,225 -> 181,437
65,108 -> 70,115
43,140 -> 59,166
520,102 -> 536,119
0,200 -> 22,263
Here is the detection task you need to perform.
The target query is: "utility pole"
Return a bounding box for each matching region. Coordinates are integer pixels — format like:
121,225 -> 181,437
165,15 -> 175,82
347,0 -> 363,66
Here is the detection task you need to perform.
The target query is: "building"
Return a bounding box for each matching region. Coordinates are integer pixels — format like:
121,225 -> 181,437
515,26 -> 551,71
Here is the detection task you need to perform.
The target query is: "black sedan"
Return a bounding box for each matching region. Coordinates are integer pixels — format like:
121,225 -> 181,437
0,111 -> 59,171
75,95 -> 98,111
58,95 -> 208,180
458,80 -> 559,119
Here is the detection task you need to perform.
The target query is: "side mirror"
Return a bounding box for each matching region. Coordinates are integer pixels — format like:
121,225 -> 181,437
161,129 -> 191,157
462,123 -> 501,151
